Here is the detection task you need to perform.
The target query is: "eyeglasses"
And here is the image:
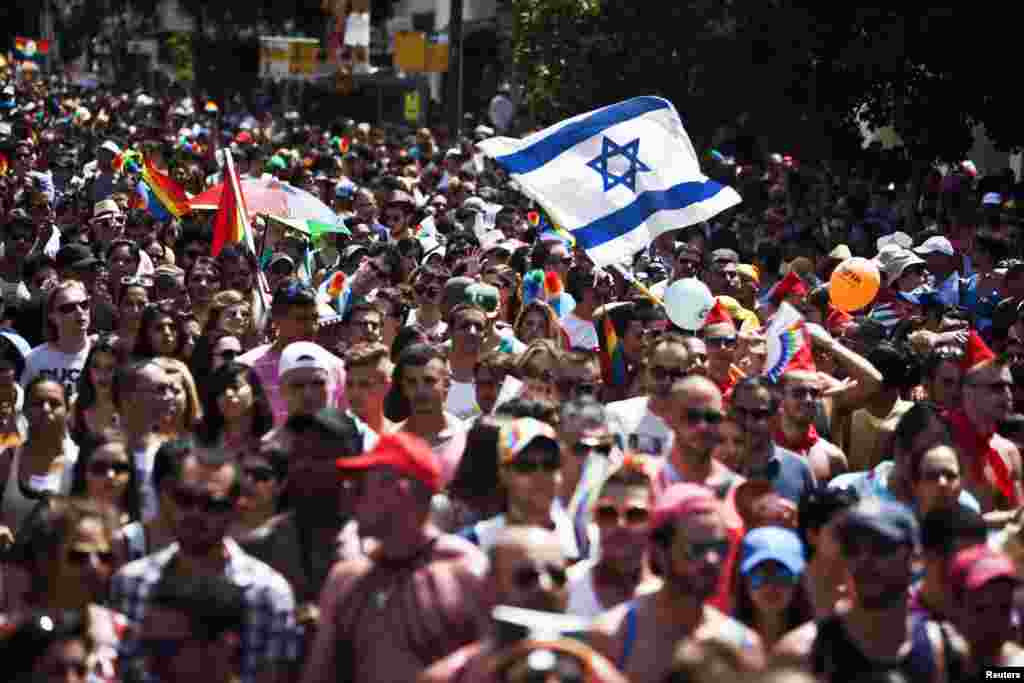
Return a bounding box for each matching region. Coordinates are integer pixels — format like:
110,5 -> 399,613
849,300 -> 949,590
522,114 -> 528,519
572,439 -> 613,458
747,564 -> 799,590
172,487 -> 236,514
512,563 -> 568,590
594,503 -> 650,527
704,336 -> 737,349
67,547 -> 115,565
650,366 -> 688,383
683,408 -> 724,425
732,404 -> 775,422
244,465 -> 276,483
88,460 -> 132,477
546,256 -> 573,267
680,539 -> 731,562
505,453 -> 561,474
57,298 -> 91,315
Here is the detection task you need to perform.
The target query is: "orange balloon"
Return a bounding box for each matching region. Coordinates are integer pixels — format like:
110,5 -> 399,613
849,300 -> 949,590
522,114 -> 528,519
829,257 -> 880,312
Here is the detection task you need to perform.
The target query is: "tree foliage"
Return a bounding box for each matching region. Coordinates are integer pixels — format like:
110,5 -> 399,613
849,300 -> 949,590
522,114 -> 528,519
514,2 -> 1024,163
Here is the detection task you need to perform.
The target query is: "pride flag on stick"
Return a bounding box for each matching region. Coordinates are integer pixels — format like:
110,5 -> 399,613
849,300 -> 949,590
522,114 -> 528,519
212,150 -> 257,257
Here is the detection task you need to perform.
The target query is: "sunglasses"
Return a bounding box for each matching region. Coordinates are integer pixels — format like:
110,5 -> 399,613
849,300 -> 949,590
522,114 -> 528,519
547,256 -> 573,267
366,260 -> 389,280
67,548 -> 114,565
704,336 -> 738,349
215,349 -> 240,362
512,563 -> 568,591
594,503 -> 650,527
556,380 -> 599,398
572,439 -> 613,458
747,565 -> 799,590
172,487 -> 236,514
505,453 -> 561,474
785,386 -> 822,400
88,460 -> 132,477
683,408 -> 724,425
680,539 -> 731,562
244,465 -> 276,483
57,298 -> 91,315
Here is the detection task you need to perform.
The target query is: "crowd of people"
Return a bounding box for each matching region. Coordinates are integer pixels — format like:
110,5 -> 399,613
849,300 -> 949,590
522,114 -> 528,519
2,63 -> 1024,683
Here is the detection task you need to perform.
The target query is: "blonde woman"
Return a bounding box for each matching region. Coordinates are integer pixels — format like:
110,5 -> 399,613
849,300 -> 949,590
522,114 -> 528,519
151,357 -> 203,439
516,340 -> 562,403
204,289 -> 258,350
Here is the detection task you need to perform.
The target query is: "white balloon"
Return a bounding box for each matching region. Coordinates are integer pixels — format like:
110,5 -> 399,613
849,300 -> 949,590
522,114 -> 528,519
664,278 -> 715,330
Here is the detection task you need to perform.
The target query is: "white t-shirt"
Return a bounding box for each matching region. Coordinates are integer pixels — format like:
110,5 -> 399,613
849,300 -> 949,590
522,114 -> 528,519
446,380 -> 481,422
606,395 -> 673,458
20,341 -> 92,402
561,313 -> 599,351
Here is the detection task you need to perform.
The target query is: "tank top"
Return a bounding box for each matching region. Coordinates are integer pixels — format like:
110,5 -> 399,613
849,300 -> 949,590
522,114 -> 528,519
566,561 -> 605,618
811,614 -> 935,683
1,445 -> 72,532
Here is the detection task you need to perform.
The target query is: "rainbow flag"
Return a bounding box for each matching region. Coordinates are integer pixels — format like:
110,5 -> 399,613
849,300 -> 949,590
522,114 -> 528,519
14,37 -> 49,61
211,152 -> 255,257
600,313 -> 627,387
141,158 -> 191,218
134,181 -> 172,221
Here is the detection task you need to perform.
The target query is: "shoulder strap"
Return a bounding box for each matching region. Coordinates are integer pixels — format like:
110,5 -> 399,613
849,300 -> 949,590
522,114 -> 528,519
938,621 -> 962,683
0,447 -> 12,497
617,601 -> 639,671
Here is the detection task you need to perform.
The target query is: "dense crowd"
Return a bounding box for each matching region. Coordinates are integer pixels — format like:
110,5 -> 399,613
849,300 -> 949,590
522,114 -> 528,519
2,64 -> 1024,683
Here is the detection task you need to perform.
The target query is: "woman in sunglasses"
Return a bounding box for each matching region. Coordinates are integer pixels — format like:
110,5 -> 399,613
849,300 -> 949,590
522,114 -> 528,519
732,526 -> 812,650
3,496 -> 120,612
196,362 -> 274,459
69,432 -> 141,526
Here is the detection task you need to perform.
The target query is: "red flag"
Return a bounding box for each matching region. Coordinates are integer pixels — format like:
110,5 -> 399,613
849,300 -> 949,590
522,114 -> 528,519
211,151 -> 252,257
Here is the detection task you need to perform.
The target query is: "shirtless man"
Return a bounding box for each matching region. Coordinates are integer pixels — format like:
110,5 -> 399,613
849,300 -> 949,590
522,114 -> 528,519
775,368 -> 848,481
301,432 -> 488,683
589,483 -> 764,683
419,525 -> 570,683
948,332 -> 1022,523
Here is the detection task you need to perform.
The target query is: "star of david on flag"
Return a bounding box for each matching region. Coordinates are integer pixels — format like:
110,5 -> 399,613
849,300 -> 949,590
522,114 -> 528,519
587,137 -> 650,192
477,96 -> 741,267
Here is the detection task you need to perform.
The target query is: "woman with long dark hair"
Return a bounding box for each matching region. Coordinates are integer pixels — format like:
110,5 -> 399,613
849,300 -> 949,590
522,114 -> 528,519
733,526 -> 813,649
70,334 -> 120,450
196,362 -> 274,456
132,302 -> 184,360
69,431 -> 141,524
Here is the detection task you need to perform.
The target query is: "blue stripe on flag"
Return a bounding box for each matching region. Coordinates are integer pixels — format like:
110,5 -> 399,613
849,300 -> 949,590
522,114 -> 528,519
495,96 -> 671,176
572,180 -> 726,249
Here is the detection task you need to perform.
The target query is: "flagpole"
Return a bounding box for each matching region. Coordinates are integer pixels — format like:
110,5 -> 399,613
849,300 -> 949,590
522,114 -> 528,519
223,149 -> 268,310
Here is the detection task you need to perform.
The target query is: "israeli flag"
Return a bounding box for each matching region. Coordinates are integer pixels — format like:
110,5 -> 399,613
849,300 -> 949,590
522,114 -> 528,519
478,96 -> 741,267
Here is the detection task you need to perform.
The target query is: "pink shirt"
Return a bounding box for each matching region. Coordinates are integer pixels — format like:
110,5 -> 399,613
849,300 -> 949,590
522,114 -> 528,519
237,343 -> 348,426
302,534 -> 488,683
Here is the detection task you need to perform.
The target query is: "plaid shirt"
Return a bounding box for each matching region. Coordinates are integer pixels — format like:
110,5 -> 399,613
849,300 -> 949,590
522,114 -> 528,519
109,538 -> 301,683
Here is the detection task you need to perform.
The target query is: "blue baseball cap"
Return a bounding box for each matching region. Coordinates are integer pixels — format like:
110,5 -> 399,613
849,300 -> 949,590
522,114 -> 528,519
839,500 -> 919,547
740,526 -> 806,577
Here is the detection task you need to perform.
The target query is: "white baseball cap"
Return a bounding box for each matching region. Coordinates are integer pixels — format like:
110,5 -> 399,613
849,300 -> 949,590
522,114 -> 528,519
100,140 -> 121,155
982,192 -> 1003,207
913,236 -> 955,257
279,342 -> 333,379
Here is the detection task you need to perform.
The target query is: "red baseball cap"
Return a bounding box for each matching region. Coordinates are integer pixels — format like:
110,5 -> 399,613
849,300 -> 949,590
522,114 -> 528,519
651,483 -> 720,531
949,545 -> 1020,597
336,432 -> 443,494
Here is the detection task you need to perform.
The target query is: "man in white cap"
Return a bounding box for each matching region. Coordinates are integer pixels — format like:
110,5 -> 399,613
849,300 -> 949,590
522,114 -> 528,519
90,140 -> 124,203
914,235 -> 960,306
